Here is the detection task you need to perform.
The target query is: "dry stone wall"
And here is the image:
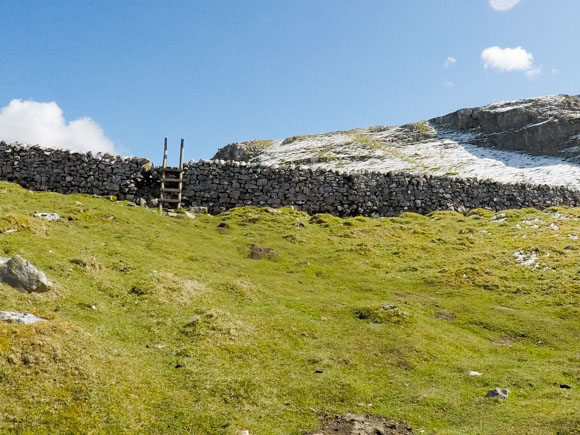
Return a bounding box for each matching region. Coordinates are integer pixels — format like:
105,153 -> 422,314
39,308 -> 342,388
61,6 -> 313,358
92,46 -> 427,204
182,160 -> 580,216
0,142 -> 154,200
1,141 -> 580,217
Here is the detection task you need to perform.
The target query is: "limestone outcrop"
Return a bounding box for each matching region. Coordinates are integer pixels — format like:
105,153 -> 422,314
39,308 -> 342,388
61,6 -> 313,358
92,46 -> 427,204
430,94 -> 580,157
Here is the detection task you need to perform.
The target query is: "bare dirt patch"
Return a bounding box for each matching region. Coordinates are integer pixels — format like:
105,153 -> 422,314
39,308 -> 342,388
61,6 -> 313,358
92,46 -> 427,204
435,311 -> 457,322
247,244 -> 277,260
307,413 -> 413,435
492,336 -> 517,347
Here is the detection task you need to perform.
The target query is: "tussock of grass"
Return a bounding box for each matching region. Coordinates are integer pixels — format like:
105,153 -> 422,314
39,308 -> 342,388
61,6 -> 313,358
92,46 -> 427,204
0,180 -> 579,434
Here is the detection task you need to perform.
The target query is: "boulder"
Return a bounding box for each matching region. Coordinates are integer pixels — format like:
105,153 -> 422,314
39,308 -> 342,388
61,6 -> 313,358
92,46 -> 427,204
0,255 -> 52,293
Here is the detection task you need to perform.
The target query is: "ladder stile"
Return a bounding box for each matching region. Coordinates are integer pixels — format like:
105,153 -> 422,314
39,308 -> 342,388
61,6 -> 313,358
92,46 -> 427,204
158,137 -> 185,212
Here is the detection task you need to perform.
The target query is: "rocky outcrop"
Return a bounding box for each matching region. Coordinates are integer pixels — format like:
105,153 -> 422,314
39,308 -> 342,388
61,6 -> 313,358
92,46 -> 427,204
212,140 -> 275,162
211,95 -> 580,187
430,94 -> 580,157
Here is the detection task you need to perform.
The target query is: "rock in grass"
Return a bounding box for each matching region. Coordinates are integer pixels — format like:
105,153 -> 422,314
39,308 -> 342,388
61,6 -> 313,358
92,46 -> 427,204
33,212 -> 60,221
0,311 -> 46,325
0,255 -> 52,293
485,388 -> 510,399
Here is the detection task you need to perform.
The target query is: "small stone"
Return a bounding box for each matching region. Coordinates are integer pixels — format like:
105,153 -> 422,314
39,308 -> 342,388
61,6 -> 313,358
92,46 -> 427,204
485,388 -> 509,399
469,370 -> 483,376
560,384 -> 571,389
184,211 -> 196,219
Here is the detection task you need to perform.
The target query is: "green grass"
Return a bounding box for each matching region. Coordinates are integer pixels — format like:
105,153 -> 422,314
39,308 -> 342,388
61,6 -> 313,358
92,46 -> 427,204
0,181 -> 579,434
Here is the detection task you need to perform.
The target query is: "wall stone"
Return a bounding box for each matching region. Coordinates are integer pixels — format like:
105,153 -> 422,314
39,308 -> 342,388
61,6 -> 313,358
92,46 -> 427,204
2,141 -> 580,217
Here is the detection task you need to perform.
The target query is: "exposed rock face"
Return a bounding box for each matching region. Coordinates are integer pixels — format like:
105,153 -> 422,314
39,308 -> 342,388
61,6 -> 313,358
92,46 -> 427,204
0,255 -> 52,293
430,94 -> 580,157
213,140 -> 275,162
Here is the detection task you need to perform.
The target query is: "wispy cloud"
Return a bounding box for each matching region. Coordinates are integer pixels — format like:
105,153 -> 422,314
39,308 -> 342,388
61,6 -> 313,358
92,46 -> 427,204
444,81 -> 455,88
0,99 -> 115,153
481,46 -> 540,77
444,56 -> 457,68
489,0 -> 520,11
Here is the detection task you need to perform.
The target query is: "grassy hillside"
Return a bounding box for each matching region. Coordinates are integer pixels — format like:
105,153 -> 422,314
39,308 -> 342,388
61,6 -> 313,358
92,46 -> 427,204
0,181 -> 578,434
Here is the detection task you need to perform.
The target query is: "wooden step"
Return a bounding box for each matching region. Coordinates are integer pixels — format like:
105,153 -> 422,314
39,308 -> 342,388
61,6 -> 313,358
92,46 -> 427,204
161,178 -> 182,183
160,188 -> 181,193
160,167 -> 182,173
159,198 -> 181,203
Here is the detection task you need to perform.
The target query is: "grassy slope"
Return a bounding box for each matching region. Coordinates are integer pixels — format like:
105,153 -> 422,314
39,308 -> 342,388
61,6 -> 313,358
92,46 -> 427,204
0,181 -> 578,434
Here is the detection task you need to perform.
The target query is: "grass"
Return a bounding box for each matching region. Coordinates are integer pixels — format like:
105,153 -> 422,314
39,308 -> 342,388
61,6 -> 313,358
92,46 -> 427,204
0,181 -> 578,434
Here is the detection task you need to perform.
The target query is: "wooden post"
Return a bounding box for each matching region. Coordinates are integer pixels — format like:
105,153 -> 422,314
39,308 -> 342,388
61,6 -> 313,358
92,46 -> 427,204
179,138 -> 185,170
178,139 -> 185,209
162,137 -> 168,168
160,138 -> 168,211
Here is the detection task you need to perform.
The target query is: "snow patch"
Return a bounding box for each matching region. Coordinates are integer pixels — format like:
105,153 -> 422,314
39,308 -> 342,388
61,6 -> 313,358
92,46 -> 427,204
513,250 -> 539,268
250,124 -> 580,188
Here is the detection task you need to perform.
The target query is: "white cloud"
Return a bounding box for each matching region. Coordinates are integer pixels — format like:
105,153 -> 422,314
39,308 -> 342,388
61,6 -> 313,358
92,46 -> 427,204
481,46 -> 539,76
444,57 -> 457,68
444,81 -> 455,88
489,0 -> 520,11
0,99 -> 115,153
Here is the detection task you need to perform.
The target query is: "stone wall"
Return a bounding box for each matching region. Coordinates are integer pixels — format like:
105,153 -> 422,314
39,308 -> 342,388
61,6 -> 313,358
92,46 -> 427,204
0,142 -> 154,200
182,160 -> 580,216
2,141 -> 580,217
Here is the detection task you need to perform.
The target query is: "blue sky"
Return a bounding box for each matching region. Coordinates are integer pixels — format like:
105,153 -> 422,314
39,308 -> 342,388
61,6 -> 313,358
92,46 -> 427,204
0,0 -> 578,164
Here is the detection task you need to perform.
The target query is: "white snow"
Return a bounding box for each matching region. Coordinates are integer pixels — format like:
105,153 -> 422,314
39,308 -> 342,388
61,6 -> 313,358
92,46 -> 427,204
491,213 -> 507,223
251,124 -> 580,189
0,311 -> 46,325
